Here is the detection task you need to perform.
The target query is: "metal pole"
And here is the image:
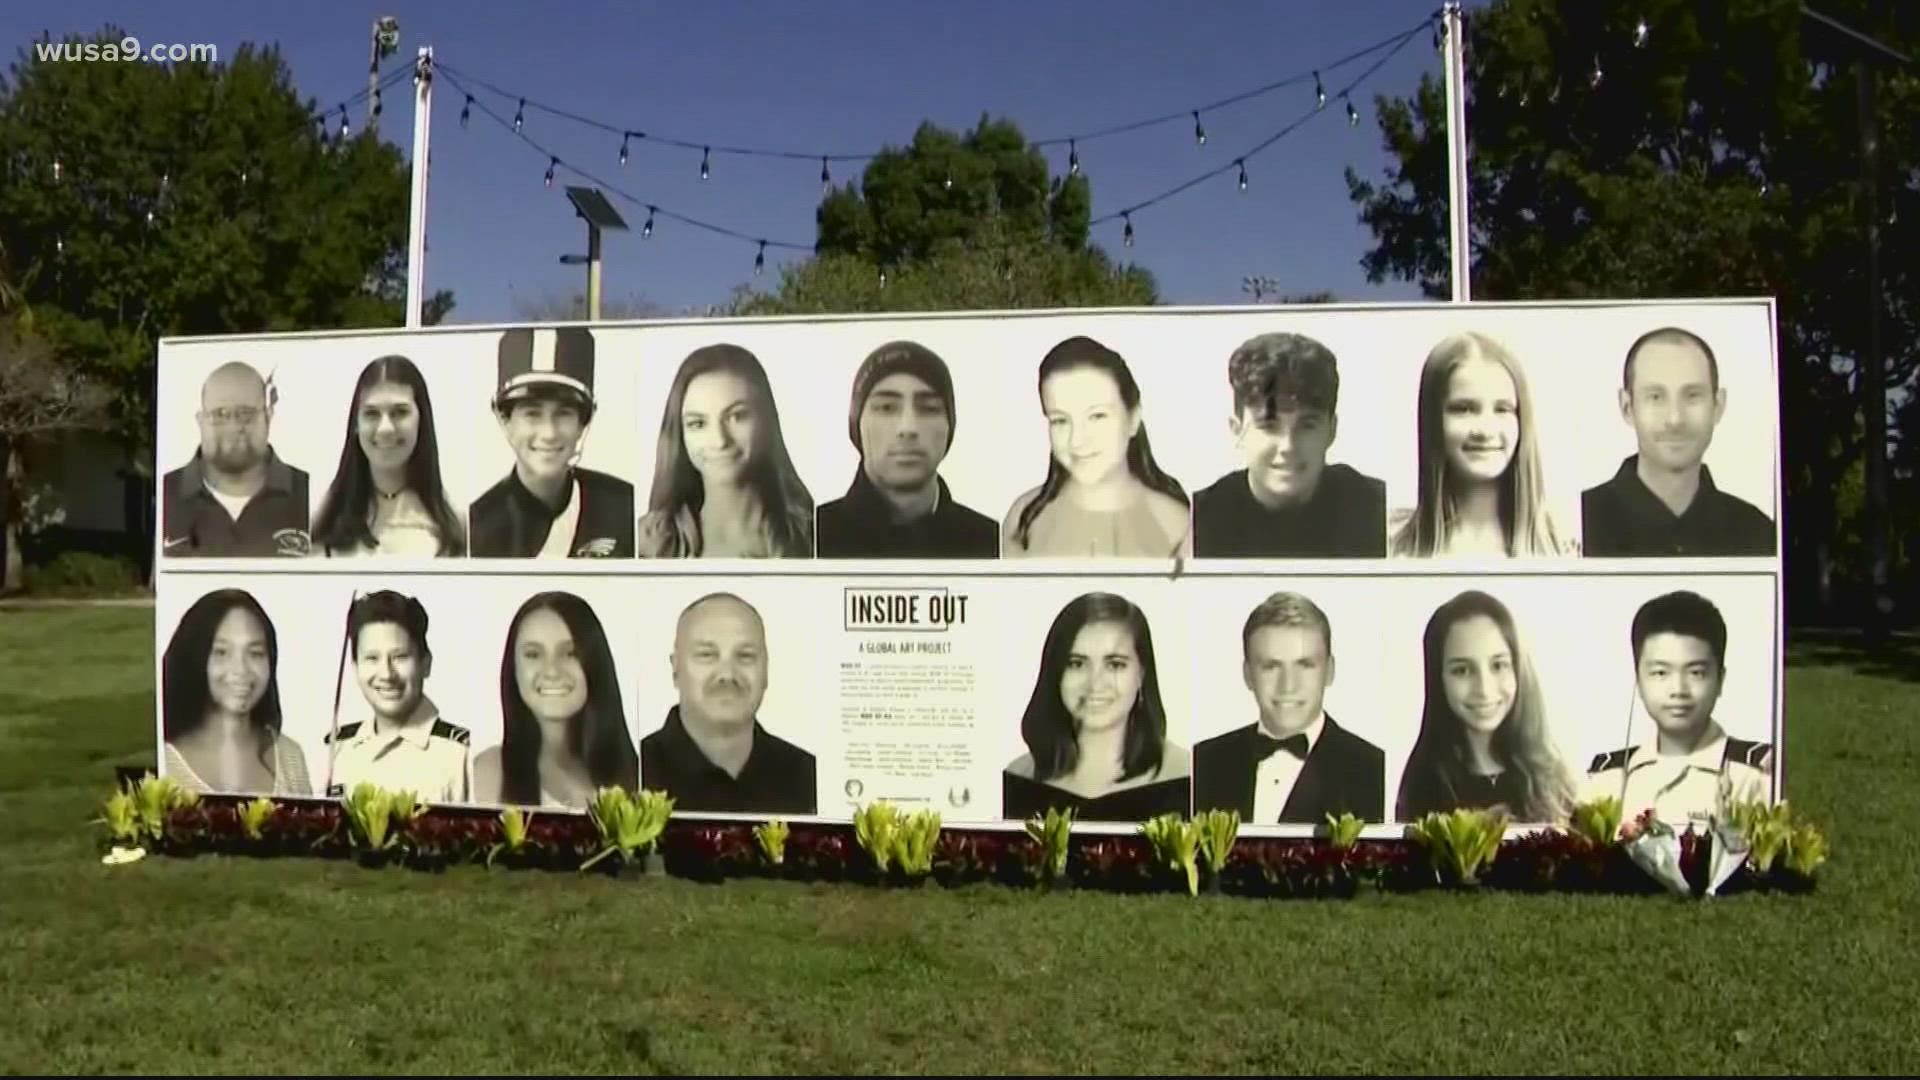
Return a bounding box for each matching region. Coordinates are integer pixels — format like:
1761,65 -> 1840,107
404,46 -> 432,328
367,20 -> 380,134
1442,1 -> 1471,302
587,223 -> 603,321
1857,62 -> 1890,640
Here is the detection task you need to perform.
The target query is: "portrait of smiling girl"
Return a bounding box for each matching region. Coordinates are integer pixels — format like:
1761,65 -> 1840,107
1394,589 -> 1576,823
1390,332 -> 1574,558
1002,335 -> 1192,560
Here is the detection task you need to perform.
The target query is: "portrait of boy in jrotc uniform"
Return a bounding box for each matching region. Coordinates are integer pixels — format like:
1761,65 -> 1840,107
469,327 -> 635,558
1584,590 -> 1773,826
325,590 -> 471,803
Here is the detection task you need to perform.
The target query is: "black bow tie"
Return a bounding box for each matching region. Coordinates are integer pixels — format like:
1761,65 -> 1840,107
1252,731 -> 1310,761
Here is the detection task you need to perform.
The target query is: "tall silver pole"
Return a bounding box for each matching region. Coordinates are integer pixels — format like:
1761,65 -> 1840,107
405,46 -> 433,328
1442,1 -> 1471,302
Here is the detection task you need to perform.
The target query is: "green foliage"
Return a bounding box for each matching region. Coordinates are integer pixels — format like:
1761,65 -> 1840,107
1139,812 -> 1200,897
22,552 -> 140,598
815,117 -> 1090,266
0,27 -> 448,445
1786,822 -> 1830,878
126,772 -> 197,842
1322,811 -> 1365,852
1023,806 -> 1075,881
1722,795 -> 1830,878
582,786 -> 672,870
342,783 -> 412,852
96,788 -> 139,846
487,806 -> 533,867
1568,796 -> 1626,848
891,809 -> 941,880
1407,809 -> 1508,886
753,819 -> 790,866
237,797 -> 276,842
1195,808 -> 1240,876
1345,0 -> 1920,607
853,801 -> 903,874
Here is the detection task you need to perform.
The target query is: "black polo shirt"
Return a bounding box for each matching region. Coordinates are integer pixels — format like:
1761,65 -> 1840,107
1191,463 -> 1387,558
816,471 -> 1000,559
639,706 -> 818,815
160,450 -> 311,558
1581,456 -> 1776,557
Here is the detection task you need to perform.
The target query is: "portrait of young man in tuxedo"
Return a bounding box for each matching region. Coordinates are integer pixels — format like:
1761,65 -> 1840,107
1193,591 -> 1385,824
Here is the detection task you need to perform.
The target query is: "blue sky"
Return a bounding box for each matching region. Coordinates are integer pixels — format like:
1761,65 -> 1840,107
4,2 -> 1445,322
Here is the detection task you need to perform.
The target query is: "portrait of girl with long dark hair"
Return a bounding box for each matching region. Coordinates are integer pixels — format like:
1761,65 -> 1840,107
311,354 -> 468,558
1394,589 -> 1576,824
1002,336 -> 1191,559
1002,591 -> 1191,821
162,588 -> 311,795
637,343 -> 816,559
472,591 -> 639,809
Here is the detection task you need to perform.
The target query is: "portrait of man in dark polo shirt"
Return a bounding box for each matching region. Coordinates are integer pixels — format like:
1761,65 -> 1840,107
161,361 -> 311,557
816,340 -> 998,559
469,327 -> 635,559
639,592 -> 817,815
1581,327 -> 1776,557
1191,332 -> 1386,558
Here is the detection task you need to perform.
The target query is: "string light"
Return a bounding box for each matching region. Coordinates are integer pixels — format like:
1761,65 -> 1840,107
316,115 -> 328,141
240,166 -> 249,186
1314,70 -> 1327,109
1193,110 -> 1206,146
642,206 -> 654,238
544,156 -> 557,187
619,131 -> 631,166
145,208 -> 155,228
338,105 -> 351,140
821,156 -> 831,192
878,269 -> 888,289
700,146 -> 710,180
372,87 -> 383,119
460,95 -> 472,128
1122,211 -> 1134,247
1236,158 -> 1248,191
513,98 -> 525,132
1068,139 -> 1080,176
55,236 -> 63,258
1345,93 -> 1359,126
943,170 -> 953,190
754,240 -> 766,275
1590,57 -> 1604,88
51,158 -> 61,183
1634,17 -> 1649,47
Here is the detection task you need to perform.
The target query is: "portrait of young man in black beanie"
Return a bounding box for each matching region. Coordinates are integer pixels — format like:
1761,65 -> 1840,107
815,340 -> 1000,559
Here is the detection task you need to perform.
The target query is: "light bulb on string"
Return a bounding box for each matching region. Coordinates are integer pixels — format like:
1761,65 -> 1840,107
544,156 -> 557,188
55,236 -> 63,258
700,146 -> 711,180
1068,139 -> 1079,176
338,105 -> 350,140
372,87 -> 383,119
1635,17 -> 1649,47
1192,110 -> 1206,147
878,269 -> 888,289
145,208 -> 155,228
943,170 -> 953,191
1314,71 -> 1326,110
642,206 -> 655,238
619,132 -> 630,166
460,95 -> 472,129
1345,93 -> 1359,126
1122,212 -> 1134,247
240,166 -> 249,186
513,99 -> 525,132
821,156 -> 831,192
1590,57 -> 1604,88
51,158 -> 61,183
1236,159 -> 1248,191
316,115 -> 328,142
754,241 -> 766,275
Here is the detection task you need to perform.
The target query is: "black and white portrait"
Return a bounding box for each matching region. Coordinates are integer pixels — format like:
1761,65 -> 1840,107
311,354 -> 468,558
161,361 -> 312,558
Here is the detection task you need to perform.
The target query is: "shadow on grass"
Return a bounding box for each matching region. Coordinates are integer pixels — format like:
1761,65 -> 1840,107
1786,629 -> 1920,685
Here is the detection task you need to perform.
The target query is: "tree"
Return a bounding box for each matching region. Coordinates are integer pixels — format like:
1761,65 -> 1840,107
1345,0 -> 1919,623
737,118 -> 1153,315
816,117 -> 1094,268
0,27 -> 444,460
0,317 -> 112,592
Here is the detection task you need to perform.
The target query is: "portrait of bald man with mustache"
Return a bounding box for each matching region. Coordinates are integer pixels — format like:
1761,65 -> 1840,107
161,361 -> 312,557
639,593 -> 817,814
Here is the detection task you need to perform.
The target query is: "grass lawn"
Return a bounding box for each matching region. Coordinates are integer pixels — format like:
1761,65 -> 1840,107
2,607 -> 1917,1075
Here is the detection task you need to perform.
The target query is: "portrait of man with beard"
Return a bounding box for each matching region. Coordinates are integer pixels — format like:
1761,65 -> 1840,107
161,361 -> 312,557
639,592 -> 817,814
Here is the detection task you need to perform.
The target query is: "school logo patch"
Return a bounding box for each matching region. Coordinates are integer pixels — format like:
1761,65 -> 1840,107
274,528 -> 312,557
574,536 -> 617,557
